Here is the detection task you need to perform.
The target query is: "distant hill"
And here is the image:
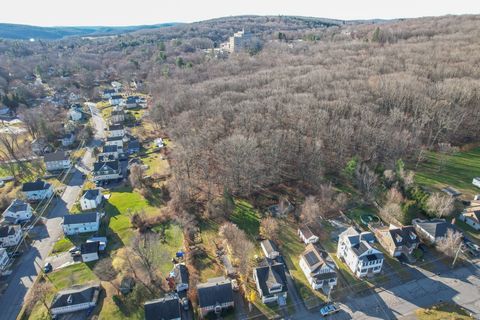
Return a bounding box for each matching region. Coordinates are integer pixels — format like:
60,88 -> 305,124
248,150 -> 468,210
0,23 -> 180,40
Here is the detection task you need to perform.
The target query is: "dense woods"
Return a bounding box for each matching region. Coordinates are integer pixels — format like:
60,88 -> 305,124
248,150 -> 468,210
1,15 -> 480,205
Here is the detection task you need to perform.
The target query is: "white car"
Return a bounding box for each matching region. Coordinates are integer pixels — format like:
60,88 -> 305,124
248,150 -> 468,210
320,303 -> 340,317
231,279 -> 239,291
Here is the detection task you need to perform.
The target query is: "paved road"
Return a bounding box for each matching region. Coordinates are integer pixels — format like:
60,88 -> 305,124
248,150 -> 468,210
305,260 -> 480,320
0,104 -> 105,320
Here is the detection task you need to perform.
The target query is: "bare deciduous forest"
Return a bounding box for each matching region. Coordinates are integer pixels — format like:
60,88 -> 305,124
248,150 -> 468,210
1,15 -> 480,202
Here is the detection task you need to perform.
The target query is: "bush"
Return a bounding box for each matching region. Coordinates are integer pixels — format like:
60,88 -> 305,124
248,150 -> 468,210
401,200 -> 420,224
406,186 -> 429,212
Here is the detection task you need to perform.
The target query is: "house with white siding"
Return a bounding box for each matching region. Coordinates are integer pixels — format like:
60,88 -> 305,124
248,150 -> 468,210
80,241 -> 99,262
337,227 -> 384,278
50,285 -> 101,317
44,151 -> 71,172
253,263 -> 288,305
107,124 -> 125,138
197,277 -> 234,318
298,226 -> 319,244
299,243 -> 337,292
105,136 -> 124,150
0,225 -> 23,248
22,180 -> 54,202
92,160 -> 122,183
62,212 -> 100,235
2,199 -> 33,224
80,189 -> 103,211
459,200 -> 480,231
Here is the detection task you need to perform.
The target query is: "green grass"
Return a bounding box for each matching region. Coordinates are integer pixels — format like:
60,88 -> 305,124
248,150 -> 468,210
416,302 -> 473,320
51,238 -> 74,254
345,205 -> 378,228
142,151 -> 169,176
105,187 -> 160,245
230,199 -> 261,238
152,223 -> 185,275
47,263 -> 98,290
0,159 -> 45,182
198,221 -> 224,282
415,147 -> 480,198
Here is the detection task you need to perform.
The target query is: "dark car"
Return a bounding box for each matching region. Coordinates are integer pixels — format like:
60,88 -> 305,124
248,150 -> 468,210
44,262 -> 53,273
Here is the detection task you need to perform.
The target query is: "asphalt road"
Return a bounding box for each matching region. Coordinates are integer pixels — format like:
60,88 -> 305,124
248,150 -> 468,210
0,104 -> 105,320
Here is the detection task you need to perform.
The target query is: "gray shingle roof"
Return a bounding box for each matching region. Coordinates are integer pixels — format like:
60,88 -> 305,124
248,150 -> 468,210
63,212 -> 98,225
197,277 -> 233,308
261,239 -> 278,256
0,225 -> 20,238
50,285 -> 100,310
254,263 -> 288,297
44,151 -> 69,162
413,218 -> 458,240
80,241 -> 99,255
82,189 -> 100,201
144,296 -> 180,320
22,179 -> 51,192
173,264 -> 189,285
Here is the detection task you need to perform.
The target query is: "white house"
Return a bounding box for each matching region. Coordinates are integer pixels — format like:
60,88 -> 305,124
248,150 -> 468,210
473,177 -> 480,189
69,108 -> 83,122
50,285 -> 101,316
298,226 -> 319,244
253,263 -> 288,305
105,136 -> 124,149
0,225 -> 23,248
107,124 -> 125,138
110,110 -> 125,124
0,248 -> 9,272
109,95 -> 124,106
197,277 -> 234,317
299,243 -> 337,292
22,180 -> 54,201
59,132 -> 75,147
92,160 -> 122,182
80,189 -> 103,211
80,241 -> 99,262
125,96 -> 138,109
62,212 -> 100,235
101,145 -> 119,159
459,200 -> 480,231
261,240 -> 280,259
2,199 -> 33,224
337,227 -> 384,278
44,151 -> 71,172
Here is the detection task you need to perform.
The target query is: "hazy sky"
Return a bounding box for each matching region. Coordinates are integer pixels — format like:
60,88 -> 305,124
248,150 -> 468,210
0,0 -> 478,26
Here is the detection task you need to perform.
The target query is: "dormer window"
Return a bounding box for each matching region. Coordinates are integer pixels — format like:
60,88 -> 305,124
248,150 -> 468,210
395,234 -> 403,243
268,284 -> 282,293
409,232 -> 416,240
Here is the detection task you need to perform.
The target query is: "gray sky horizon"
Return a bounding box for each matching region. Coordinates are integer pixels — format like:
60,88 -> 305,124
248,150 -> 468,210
0,0 -> 479,27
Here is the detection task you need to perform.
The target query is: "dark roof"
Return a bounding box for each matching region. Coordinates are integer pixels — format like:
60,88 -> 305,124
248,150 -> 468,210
93,160 -> 119,172
103,145 -> 118,153
110,94 -> 123,99
44,151 -> 69,162
359,253 -> 384,263
22,179 -> 51,192
298,226 -> 315,239
0,225 -> 20,238
108,124 -> 124,131
63,212 -> 98,225
351,241 -> 371,256
103,89 -> 115,94
106,135 -> 123,141
254,263 -> 288,297
261,240 -> 278,255
83,189 -> 100,201
51,285 -> 100,310
173,264 -> 189,285
413,219 -> 458,239
197,277 -> 233,308
5,199 -> 29,213
111,110 -> 124,116
126,97 -> 137,103
81,241 -> 99,255
128,140 -> 140,149
144,296 -> 180,320
388,226 -> 420,247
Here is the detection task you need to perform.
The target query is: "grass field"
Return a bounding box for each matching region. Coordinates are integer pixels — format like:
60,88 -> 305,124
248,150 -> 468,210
51,237 -> 74,254
230,199 -> 261,238
415,147 -> 480,198
415,302 -> 473,320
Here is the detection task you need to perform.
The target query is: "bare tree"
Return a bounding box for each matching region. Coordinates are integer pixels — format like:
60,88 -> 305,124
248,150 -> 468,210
426,192 -> 455,218
129,164 -> 147,190
436,229 -> 463,258
300,196 -> 319,223
219,222 -> 254,281
25,280 -> 53,315
260,217 -> 279,240
355,163 -> 379,201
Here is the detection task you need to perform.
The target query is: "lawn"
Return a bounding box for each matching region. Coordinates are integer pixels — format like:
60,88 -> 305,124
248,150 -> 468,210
51,237 -> 74,254
151,223 -> 185,275
415,147 -> 480,198
416,302 -> 473,320
230,199 -> 261,238
104,186 -> 160,245
198,221 -> 225,282
142,151 -> 169,176
47,263 -> 98,289
345,205 -> 378,229
0,159 -> 45,182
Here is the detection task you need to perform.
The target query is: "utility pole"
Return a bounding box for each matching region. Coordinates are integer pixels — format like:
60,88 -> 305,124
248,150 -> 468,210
451,241 -> 463,268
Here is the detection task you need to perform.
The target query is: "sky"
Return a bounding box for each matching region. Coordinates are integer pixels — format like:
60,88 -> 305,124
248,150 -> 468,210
0,0 -> 479,27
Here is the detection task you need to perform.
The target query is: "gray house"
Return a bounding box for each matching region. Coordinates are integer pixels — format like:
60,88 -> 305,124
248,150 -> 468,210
50,285 -> 101,316
44,151 -> 71,172
253,263 -> 288,305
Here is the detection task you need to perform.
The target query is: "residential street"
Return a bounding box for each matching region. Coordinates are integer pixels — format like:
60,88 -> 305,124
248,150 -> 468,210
307,260 -> 480,320
0,104 -> 105,320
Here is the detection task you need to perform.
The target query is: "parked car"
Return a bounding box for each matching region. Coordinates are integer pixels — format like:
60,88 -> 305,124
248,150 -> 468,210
320,303 -> 340,317
68,246 -> 80,254
44,262 -> 53,273
465,241 -> 480,252
181,297 -> 189,310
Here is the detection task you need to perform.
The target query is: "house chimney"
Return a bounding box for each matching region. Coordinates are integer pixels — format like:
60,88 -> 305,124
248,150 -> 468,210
67,295 -> 73,304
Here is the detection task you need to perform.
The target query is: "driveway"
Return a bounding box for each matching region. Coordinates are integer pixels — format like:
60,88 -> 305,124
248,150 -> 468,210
0,106 -> 106,320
